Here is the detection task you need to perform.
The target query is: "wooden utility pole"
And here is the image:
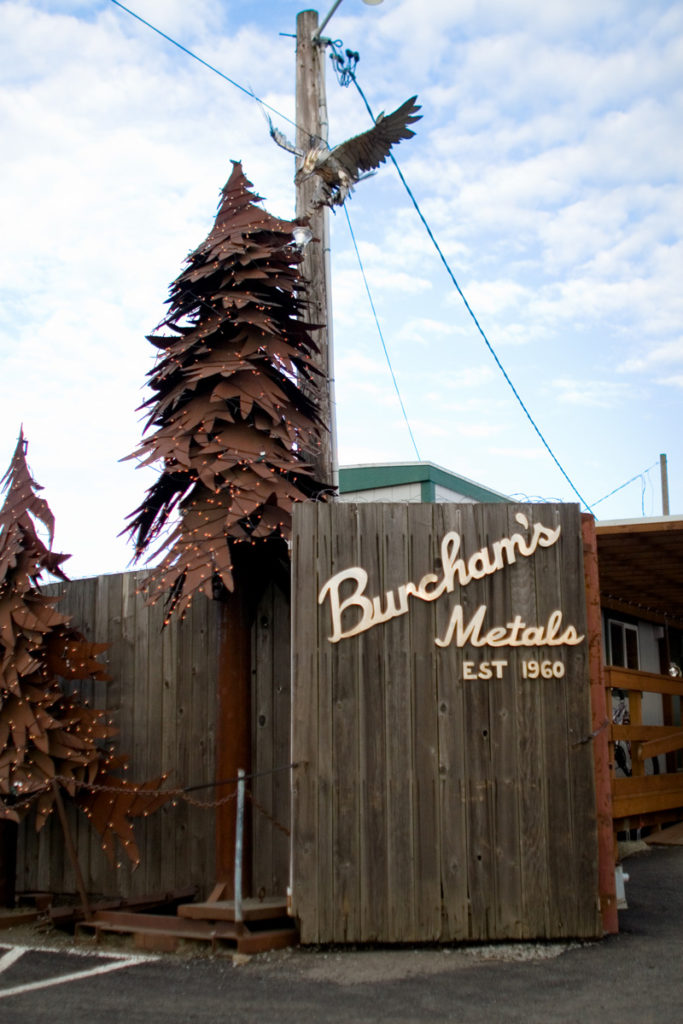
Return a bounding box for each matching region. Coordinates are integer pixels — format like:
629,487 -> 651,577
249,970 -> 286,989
660,453 -> 670,516
296,9 -> 338,491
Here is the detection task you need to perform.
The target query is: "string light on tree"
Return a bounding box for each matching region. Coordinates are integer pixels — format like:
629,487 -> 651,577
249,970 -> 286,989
124,162 -> 329,618
0,431 -> 169,869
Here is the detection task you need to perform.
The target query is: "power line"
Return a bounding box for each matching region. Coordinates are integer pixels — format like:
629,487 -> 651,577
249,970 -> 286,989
591,462 -> 658,509
342,205 -> 421,461
344,69 -> 594,514
108,4 -> 593,512
109,0 -> 300,133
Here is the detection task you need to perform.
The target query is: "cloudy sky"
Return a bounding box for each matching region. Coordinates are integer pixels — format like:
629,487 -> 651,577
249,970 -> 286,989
1,0 -> 681,577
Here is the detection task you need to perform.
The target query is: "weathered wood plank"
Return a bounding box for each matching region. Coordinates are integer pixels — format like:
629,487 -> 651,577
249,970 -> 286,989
487,504 -> 523,940
251,580 -> 291,896
87,574 -> 112,896
434,503 -> 468,941
539,505 -> 576,938
459,505 -> 496,941
252,583 -> 276,894
330,501 -> 360,942
270,580 -> 291,895
382,505 -> 416,942
407,503 -> 441,940
143,593 -> 165,889
159,590 -> 179,891
507,506 -> 548,940
291,503 -> 320,942
357,503 -> 388,940
315,504 -> 335,943
192,594 -> 212,892
203,600 -> 220,890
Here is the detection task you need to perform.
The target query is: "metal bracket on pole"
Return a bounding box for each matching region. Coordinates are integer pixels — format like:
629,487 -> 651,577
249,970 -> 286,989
314,0 -> 344,41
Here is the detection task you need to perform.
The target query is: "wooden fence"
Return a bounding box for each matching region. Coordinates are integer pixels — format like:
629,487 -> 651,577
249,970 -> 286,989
17,572 -> 221,901
291,502 -> 602,943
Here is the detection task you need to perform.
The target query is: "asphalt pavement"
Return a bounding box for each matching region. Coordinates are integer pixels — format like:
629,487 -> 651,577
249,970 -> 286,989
1,844 -> 681,1023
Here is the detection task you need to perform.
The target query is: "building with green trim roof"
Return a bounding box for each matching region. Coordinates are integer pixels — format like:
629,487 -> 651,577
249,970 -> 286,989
338,462 -> 509,505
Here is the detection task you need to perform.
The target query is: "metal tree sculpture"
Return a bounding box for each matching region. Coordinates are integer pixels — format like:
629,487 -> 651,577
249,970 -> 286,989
125,161 -> 329,617
0,431 -> 166,867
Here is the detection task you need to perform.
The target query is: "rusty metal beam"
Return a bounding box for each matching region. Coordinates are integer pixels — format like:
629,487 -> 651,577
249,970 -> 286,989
215,587 -> 252,896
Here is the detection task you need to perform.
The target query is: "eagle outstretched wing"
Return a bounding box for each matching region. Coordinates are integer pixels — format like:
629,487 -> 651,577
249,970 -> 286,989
267,116 -> 304,158
325,95 -> 421,178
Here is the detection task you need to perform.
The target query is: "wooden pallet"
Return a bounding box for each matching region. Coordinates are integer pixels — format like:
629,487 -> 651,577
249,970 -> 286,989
76,904 -> 298,955
0,908 -> 40,930
50,886 -> 199,930
178,896 -> 287,922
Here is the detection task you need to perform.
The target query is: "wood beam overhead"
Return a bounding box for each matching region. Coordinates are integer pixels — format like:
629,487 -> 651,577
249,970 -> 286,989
596,517 -> 683,624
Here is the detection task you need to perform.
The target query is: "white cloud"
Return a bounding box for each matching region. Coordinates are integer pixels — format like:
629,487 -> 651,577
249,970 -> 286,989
621,339 -> 683,372
551,378 -> 635,408
1,0 -> 682,564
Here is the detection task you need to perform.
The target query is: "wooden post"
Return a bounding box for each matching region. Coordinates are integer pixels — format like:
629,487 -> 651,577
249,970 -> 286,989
296,9 -> 338,491
581,514 -> 619,934
660,453 -> 670,516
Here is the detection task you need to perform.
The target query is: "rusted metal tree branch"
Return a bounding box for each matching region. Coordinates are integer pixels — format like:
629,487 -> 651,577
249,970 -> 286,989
0,430 -> 167,872
124,162 -> 330,618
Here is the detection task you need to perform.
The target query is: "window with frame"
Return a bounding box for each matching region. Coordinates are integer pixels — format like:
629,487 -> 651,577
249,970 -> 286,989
608,619 -> 640,669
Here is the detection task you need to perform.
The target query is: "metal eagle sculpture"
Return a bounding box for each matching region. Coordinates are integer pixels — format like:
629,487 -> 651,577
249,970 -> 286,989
270,95 -> 421,209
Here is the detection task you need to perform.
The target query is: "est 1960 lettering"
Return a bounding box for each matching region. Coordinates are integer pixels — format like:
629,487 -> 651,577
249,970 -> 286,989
462,659 -> 565,680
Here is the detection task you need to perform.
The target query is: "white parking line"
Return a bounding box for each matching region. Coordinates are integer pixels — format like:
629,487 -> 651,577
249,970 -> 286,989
0,956 -> 145,999
0,948 -> 25,974
0,945 -> 157,1000
0,942 -> 157,961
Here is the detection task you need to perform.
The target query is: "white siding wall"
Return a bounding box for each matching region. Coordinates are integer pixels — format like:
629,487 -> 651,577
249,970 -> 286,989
338,483 -> 422,503
339,483 -> 480,504
434,484 -> 477,503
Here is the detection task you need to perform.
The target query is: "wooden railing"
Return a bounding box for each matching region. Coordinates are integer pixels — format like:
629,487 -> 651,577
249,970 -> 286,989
606,666 -> 683,824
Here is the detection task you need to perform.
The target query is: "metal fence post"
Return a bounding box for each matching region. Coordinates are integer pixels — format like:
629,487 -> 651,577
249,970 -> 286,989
234,768 -> 245,925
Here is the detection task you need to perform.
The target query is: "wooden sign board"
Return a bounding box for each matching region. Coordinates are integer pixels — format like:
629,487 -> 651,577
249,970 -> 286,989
291,502 -> 601,944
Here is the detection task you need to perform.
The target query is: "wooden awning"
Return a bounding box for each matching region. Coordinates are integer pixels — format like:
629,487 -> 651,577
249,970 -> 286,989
596,516 -> 683,625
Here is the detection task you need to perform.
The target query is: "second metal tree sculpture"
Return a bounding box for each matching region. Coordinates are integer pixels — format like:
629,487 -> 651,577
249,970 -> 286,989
125,162 -> 329,617
0,431 -> 167,871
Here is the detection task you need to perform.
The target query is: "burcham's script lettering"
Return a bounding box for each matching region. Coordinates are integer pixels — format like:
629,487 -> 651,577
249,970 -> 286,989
318,513 -> 583,647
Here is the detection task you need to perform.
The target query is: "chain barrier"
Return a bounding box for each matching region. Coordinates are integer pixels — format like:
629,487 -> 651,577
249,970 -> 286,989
246,788 -> 291,837
2,762 -> 300,814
